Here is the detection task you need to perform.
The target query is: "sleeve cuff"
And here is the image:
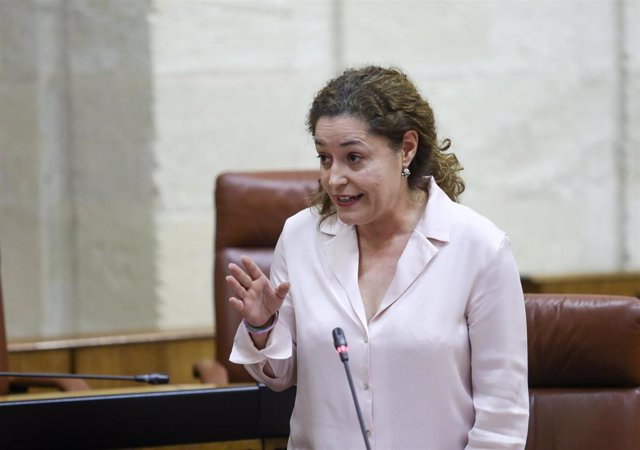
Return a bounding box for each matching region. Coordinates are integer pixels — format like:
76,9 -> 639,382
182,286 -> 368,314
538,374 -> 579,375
229,320 -> 293,364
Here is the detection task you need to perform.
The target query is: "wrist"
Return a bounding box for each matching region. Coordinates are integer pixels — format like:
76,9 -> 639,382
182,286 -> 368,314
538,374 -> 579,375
244,311 -> 279,334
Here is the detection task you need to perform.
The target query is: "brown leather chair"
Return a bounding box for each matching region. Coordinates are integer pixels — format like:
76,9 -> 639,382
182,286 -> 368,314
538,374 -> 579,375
0,251 -> 90,394
525,293 -> 640,449
199,170 -> 640,449
193,171 -> 319,384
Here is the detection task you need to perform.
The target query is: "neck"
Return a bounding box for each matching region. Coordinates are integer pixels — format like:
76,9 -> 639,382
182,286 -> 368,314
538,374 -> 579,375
356,189 -> 427,245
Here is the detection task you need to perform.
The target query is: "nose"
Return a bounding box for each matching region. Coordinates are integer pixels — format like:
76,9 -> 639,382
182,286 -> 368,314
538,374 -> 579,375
327,163 -> 348,190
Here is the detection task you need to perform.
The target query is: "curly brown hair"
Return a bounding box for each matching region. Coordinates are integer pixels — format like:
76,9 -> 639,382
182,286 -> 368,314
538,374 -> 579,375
307,65 -> 465,218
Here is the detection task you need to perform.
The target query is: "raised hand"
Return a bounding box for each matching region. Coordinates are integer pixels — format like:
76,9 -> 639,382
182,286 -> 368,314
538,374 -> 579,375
226,255 -> 290,328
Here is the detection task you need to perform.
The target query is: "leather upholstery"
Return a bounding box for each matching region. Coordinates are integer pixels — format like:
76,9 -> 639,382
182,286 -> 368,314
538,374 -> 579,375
205,170 -> 640,449
527,388 -> 640,449
212,171 -> 319,383
526,294 -> 640,387
525,293 -> 640,449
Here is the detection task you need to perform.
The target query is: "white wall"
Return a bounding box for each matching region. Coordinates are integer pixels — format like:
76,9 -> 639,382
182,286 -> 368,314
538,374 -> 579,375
0,0 -> 637,340
624,0 -> 640,269
150,0 -> 334,329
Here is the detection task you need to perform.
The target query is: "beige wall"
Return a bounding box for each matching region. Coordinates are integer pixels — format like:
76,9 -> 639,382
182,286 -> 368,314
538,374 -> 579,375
0,0 -> 638,340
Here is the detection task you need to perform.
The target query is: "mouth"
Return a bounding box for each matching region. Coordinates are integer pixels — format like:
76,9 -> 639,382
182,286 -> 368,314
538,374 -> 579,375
334,194 -> 363,207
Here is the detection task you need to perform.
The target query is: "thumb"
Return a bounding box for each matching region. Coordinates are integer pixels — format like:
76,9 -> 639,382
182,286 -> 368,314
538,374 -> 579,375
274,282 -> 290,300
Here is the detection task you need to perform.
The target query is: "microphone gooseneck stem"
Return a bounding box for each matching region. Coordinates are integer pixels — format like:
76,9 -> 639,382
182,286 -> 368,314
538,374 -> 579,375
341,356 -> 372,450
0,371 -> 170,385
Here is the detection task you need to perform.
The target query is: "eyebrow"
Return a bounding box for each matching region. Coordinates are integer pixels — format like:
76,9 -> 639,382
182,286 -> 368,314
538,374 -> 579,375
313,138 -> 363,147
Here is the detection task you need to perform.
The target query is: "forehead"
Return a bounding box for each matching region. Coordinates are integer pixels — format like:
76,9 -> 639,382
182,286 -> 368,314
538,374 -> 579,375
314,115 -> 369,141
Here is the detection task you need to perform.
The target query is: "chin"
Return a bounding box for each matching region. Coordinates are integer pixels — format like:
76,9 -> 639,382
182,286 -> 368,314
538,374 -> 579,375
336,212 -> 365,226
336,212 -> 354,225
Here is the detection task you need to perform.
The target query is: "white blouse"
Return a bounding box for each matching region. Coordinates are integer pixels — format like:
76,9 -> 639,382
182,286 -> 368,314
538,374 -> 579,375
230,178 -> 529,450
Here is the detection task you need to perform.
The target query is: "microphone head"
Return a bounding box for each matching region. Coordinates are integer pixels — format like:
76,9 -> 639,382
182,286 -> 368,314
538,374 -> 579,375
332,327 -> 349,362
134,373 -> 170,385
332,327 -> 348,348
147,373 -> 170,385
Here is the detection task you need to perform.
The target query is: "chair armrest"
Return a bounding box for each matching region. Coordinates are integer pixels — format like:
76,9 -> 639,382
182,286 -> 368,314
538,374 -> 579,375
192,358 -> 229,385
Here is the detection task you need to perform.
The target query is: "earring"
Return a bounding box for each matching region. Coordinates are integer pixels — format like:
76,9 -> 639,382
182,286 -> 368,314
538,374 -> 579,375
401,167 -> 411,178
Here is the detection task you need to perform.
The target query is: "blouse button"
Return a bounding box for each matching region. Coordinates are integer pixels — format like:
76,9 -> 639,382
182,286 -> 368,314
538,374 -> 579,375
363,383 -> 370,390
363,337 -> 369,344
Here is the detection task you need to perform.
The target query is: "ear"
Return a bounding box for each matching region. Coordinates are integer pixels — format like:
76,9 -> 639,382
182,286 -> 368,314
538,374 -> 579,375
401,130 -> 419,166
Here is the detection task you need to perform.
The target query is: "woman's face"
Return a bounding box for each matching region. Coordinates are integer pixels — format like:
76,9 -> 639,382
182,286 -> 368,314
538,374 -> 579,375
314,115 -> 411,227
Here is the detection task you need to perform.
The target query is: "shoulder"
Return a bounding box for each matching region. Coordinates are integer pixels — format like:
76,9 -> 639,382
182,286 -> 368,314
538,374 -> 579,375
448,202 -> 506,248
422,178 -> 507,253
272,207 -> 319,272
280,207 -> 320,239
439,202 -> 516,284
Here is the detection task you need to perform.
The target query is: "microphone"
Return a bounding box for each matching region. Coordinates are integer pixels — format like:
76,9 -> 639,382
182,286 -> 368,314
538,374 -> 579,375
0,371 -> 170,385
333,327 -> 349,362
332,327 -> 371,450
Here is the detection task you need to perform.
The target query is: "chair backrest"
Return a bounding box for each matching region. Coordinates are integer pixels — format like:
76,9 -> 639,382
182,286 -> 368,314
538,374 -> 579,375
214,171 -> 319,382
524,293 -> 640,450
213,171 -> 640,448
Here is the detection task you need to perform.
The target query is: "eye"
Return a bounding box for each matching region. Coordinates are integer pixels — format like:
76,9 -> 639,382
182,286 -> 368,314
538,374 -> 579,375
347,153 -> 362,163
317,153 -> 331,168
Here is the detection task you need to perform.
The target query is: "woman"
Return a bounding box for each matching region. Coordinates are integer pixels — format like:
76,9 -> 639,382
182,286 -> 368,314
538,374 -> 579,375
229,66 -> 529,449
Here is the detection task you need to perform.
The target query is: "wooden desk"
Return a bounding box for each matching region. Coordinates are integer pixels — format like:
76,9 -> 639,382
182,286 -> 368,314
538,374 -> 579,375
0,384 -> 295,449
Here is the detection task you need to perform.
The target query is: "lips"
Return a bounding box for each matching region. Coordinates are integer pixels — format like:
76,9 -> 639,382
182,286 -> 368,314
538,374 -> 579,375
334,194 -> 363,207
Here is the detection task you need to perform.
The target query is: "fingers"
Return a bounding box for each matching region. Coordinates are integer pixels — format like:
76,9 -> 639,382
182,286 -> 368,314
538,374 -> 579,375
274,282 -> 290,300
226,275 -> 248,300
228,263 -> 253,289
227,256 -> 290,320
228,255 -> 265,290
240,255 -> 265,282
228,297 -> 245,312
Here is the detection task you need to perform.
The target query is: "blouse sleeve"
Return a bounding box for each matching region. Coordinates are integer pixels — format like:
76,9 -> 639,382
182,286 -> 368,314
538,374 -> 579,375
228,225 -> 297,392
465,235 -> 529,449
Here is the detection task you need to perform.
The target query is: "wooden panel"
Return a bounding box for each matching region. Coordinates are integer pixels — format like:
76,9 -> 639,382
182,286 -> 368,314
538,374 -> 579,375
73,337 -> 214,389
9,327 -> 214,352
8,330 -> 215,391
8,349 -> 72,374
522,272 -> 640,298
6,349 -> 74,393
